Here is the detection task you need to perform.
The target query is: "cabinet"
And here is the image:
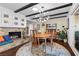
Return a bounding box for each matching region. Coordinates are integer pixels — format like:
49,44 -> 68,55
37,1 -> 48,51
46,24 -> 57,29
1,7 -> 13,27
19,14 -> 26,28
12,13 -> 21,27
13,13 -> 26,28
46,24 -> 57,36
0,6 -> 26,28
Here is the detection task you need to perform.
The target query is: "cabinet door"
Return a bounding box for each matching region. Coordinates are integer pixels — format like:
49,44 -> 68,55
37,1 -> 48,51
20,17 -> 26,28
12,13 -> 20,27
1,7 -> 13,27
0,6 -> 26,28
18,14 -> 26,28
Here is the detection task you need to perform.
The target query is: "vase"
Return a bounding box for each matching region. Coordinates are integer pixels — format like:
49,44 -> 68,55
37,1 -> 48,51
63,39 -> 67,43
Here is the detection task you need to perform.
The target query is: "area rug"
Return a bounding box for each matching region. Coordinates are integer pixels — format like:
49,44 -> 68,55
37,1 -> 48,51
16,42 -> 71,56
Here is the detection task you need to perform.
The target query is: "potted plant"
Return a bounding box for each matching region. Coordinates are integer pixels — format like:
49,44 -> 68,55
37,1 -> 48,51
58,26 -> 68,43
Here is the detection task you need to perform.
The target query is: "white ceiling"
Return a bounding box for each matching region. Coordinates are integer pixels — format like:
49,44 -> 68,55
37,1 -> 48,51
0,3 -> 29,11
0,3 -> 72,20
19,3 -> 69,15
29,6 -> 70,18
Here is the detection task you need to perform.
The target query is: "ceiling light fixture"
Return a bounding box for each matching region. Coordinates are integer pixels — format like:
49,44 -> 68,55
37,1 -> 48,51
32,8 -> 38,12
37,6 -> 49,23
32,6 -> 49,23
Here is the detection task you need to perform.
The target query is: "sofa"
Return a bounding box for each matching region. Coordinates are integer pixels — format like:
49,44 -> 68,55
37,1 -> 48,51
0,35 -> 13,46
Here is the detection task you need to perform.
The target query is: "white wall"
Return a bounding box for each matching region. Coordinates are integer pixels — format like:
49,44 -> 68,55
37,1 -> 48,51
27,20 -> 38,36
0,6 -> 26,28
39,17 -> 68,33
45,17 -> 68,29
68,3 -> 79,56
68,15 -> 75,47
75,15 -> 79,31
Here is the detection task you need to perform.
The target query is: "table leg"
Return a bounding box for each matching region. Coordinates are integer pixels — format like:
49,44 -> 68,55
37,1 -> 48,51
38,38 -> 40,46
45,38 -> 47,53
50,38 -> 53,52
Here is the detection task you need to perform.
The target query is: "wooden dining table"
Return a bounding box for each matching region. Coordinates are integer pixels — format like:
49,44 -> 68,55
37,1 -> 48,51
34,33 -> 54,52
34,33 -> 51,45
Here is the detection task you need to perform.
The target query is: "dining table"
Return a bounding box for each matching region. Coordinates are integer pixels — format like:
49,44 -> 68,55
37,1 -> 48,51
34,33 -> 54,53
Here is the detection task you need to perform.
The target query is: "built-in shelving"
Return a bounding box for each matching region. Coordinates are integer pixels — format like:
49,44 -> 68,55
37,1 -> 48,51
0,6 -> 26,28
